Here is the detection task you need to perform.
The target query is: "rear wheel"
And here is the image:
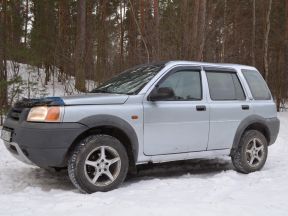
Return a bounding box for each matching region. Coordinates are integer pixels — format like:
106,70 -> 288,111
68,134 -> 129,193
231,130 -> 268,174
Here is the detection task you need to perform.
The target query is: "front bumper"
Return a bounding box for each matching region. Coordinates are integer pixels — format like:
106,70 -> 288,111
2,117 -> 88,168
3,140 -> 34,165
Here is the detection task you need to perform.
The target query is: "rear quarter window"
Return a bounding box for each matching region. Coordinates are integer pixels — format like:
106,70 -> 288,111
241,69 -> 271,100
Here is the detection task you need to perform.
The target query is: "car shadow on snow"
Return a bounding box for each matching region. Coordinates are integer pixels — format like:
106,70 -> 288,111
6,158 -> 233,193
130,157 -> 233,179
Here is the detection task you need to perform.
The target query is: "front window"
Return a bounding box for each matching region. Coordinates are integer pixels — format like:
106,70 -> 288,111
91,64 -> 165,95
158,70 -> 202,101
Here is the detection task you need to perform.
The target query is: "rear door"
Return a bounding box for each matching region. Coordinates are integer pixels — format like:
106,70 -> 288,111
204,67 -> 252,150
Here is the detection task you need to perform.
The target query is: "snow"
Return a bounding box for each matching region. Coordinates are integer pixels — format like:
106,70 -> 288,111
6,61 -> 96,103
0,112 -> 287,216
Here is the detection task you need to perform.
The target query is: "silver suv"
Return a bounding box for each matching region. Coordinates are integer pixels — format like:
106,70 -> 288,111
1,61 -> 280,193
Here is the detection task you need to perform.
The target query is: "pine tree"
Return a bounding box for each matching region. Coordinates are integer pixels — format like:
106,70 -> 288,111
74,0 -> 86,91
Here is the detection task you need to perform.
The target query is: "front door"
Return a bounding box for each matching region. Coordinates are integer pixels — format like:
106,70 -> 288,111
143,66 -> 209,156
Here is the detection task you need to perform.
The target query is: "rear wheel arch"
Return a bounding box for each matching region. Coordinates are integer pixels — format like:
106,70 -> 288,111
231,115 -> 270,156
244,123 -> 270,143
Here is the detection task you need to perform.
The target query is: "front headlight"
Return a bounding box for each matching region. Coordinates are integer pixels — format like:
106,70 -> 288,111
27,106 -> 63,122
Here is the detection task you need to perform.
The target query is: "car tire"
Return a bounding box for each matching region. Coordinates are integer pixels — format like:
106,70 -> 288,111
68,134 -> 129,193
231,130 -> 268,174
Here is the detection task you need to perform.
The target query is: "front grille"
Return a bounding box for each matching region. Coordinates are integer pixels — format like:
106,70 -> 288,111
8,107 -> 24,121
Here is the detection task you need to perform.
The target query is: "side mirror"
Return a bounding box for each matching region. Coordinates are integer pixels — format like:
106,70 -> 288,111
149,87 -> 175,101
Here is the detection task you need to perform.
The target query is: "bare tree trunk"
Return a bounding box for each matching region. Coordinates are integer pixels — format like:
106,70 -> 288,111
181,0 -> 189,59
58,0 -> 70,82
85,0 -> 95,82
153,0 -> 160,60
45,64 -> 50,85
251,0 -> 256,66
0,0 -> 8,125
126,0 -> 138,66
24,0 -> 29,46
264,0 -> 272,81
128,0 -> 150,63
120,0 -> 125,70
96,0 -> 108,82
75,0 -> 86,92
274,45 -> 284,112
196,0 -> 207,61
190,0 -> 200,60
285,0 -> 288,101
138,0 -> 150,62
140,0 -> 145,35
221,0 -> 227,62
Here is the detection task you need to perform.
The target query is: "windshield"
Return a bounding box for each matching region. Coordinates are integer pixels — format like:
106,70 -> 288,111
91,63 -> 165,95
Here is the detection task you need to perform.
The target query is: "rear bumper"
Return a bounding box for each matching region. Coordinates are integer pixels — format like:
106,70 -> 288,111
2,118 -> 88,167
267,117 -> 280,145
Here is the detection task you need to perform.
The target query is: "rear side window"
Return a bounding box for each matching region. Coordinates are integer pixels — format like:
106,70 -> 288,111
241,69 -> 271,100
206,71 -> 246,100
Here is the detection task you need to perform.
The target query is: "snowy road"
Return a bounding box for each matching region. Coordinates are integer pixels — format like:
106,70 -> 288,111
0,113 -> 287,216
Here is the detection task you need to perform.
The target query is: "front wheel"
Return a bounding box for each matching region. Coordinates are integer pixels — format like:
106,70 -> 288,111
231,130 -> 268,174
68,134 -> 129,193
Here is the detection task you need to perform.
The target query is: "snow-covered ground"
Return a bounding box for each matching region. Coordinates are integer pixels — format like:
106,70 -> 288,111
0,112 -> 287,216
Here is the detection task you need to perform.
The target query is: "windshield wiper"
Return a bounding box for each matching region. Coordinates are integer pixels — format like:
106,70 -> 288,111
90,89 -> 130,95
90,89 -> 110,93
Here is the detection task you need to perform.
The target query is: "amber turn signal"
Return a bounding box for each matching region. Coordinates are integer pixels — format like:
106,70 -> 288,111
45,107 -> 61,121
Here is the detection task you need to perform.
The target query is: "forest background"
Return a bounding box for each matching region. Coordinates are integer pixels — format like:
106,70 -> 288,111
0,0 -> 287,124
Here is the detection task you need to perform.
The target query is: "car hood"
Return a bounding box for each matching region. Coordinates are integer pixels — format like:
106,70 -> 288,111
61,93 -> 129,105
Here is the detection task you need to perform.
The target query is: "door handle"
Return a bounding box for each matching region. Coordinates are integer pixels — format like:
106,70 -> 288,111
196,105 -> 206,111
242,105 -> 250,110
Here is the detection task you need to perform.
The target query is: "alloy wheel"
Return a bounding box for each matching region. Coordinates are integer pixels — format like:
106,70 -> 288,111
245,138 -> 265,167
84,146 -> 121,187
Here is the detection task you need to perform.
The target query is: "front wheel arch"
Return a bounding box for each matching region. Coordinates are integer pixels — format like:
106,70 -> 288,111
65,125 -> 136,171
